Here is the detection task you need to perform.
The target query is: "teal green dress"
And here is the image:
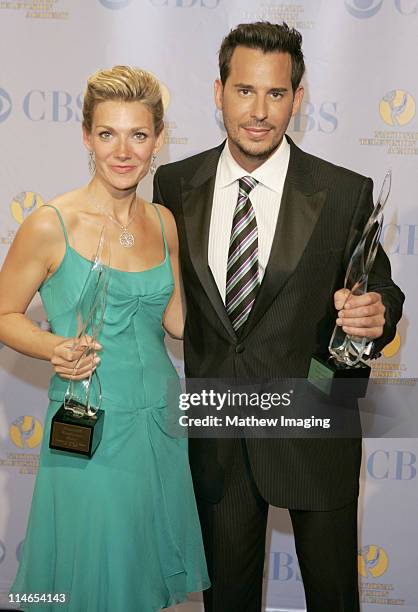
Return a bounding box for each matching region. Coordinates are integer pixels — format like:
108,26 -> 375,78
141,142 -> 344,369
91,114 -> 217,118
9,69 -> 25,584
11,205 -> 209,611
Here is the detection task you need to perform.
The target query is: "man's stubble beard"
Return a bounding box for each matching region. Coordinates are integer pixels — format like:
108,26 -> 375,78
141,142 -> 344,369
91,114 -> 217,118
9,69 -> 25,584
224,118 -> 283,164
233,136 -> 281,163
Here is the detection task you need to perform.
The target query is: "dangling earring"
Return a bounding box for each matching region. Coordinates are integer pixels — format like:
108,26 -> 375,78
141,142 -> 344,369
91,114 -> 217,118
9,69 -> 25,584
88,151 -> 96,175
150,154 -> 157,175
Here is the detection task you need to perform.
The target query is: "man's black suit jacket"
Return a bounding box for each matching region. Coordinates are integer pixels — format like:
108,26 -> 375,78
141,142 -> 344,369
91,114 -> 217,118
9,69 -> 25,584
153,136 -> 404,511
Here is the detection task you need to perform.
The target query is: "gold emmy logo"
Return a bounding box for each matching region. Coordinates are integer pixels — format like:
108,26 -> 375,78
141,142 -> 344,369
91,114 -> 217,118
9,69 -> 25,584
10,416 -> 43,449
380,90 -> 415,127
383,331 -> 401,359
358,545 -> 389,578
10,192 -> 44,225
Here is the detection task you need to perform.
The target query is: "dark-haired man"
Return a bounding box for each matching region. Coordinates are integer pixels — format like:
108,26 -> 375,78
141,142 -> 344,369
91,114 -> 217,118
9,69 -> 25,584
153,21 -> 404,612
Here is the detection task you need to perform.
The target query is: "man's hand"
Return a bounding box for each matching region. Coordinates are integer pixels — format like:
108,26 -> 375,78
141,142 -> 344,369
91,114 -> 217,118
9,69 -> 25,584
334,289 -> 385,340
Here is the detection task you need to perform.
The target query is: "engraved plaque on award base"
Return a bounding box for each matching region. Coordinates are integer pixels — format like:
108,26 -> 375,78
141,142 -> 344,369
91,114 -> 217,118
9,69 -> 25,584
50,402 -> 105,457
308,354 -> 370,398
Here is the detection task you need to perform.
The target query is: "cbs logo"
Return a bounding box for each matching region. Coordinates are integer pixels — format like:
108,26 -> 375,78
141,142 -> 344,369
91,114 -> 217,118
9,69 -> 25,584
345,0 -> 417,17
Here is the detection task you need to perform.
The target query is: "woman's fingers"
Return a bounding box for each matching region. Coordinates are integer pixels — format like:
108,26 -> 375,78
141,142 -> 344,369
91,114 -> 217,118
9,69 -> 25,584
51,335 -> 102,379
53,357 -> 101,380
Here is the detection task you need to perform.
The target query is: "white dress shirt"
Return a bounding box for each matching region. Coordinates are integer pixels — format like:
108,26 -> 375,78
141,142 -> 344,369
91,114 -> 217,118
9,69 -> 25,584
208,137 -> 290,302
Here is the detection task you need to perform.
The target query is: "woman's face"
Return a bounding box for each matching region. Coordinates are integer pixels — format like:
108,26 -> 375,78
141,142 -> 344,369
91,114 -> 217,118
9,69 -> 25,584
83,99 -> 163,193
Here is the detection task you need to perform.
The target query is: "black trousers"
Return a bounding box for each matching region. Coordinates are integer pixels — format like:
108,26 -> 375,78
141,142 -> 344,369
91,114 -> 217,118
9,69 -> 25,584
197,440 -> 360,612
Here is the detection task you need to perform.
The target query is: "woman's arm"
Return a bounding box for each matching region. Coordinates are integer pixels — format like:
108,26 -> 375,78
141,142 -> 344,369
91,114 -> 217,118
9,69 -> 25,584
158,205 -> 185,340
0,206 -> 100,379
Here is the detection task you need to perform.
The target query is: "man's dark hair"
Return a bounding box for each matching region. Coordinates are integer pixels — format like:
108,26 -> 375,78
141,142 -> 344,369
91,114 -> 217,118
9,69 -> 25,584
219,21 -> 305,92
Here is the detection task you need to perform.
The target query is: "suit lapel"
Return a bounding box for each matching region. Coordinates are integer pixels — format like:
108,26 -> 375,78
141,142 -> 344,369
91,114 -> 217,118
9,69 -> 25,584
181,144 -> 237,340
240,138 -> 327,339
180,138 -> 327,341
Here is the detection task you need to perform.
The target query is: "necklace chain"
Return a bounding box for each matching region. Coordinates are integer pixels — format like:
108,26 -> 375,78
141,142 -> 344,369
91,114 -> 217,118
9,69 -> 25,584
90,191 -> 137,249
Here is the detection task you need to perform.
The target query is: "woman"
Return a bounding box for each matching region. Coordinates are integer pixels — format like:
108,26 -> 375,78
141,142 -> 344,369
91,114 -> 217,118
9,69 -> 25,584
0,66 -> 209,611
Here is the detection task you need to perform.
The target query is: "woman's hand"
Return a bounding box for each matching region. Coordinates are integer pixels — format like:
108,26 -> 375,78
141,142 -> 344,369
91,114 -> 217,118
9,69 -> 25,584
51,335 -> 102,380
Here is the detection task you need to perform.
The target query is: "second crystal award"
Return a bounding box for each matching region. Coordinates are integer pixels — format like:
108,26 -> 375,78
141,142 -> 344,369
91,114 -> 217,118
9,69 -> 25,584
308,171 -> 392,397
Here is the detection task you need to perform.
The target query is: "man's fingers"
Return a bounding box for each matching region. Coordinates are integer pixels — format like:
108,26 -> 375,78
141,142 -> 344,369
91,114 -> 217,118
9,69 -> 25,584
343,291 -> 383,309
338,304 -> 384,319
334,288 -> 350,309
341,325 -> 382,339
334,289 -> 382,311
334,289 -> 385,340
337,314 -> 385,328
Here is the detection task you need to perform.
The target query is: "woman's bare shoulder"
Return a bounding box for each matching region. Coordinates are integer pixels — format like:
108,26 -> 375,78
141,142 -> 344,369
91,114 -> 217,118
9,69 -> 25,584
151,202 -> 177,230
148,201 -> 178,249
17,188 -> 84,242
47,188 -> 86,215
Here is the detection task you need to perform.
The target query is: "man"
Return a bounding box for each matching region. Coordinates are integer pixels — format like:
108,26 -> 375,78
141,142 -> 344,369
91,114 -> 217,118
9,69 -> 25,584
153,22 -> 404,612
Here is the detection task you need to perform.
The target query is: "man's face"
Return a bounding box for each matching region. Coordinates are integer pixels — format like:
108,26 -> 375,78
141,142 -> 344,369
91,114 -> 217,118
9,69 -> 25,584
215,46 -> 304,171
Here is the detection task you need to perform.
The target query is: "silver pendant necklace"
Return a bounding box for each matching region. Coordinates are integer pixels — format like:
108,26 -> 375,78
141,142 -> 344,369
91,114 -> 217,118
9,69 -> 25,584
119,227 -> 135,248
93,192 -> 137,249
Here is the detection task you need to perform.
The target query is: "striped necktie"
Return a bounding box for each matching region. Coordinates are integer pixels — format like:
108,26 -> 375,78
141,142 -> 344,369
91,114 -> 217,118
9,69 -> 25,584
226,176 -> 259,332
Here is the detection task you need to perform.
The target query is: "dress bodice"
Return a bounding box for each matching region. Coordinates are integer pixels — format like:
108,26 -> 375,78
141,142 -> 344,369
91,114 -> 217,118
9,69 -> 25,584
39,206 -> 177,409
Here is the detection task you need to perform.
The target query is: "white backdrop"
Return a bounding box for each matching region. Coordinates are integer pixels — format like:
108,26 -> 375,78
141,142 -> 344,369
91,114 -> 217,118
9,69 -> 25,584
0,1 -> 417,610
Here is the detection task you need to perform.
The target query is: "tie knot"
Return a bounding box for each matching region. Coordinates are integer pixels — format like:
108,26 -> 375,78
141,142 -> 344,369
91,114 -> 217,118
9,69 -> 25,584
239,176 -> 258,198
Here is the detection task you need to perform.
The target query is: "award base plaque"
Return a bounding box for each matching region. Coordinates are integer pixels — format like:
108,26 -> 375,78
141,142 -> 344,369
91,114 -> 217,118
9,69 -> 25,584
308,354 -> 371,398
49,402 -> 105,457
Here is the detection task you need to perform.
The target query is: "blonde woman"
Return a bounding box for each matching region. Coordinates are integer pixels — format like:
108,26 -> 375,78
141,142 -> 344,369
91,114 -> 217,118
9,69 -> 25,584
0,66 -> 209,611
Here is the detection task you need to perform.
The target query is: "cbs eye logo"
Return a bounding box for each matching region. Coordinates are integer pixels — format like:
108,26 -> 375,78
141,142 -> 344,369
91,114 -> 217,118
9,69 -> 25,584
0,88 -> 12,123
98,0 -> 133,8
345,0 -> 384,18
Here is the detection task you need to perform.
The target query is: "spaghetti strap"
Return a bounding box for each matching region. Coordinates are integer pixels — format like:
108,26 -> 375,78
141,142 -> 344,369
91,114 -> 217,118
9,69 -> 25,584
43,204 -> 70,247
151,203 -> 168,255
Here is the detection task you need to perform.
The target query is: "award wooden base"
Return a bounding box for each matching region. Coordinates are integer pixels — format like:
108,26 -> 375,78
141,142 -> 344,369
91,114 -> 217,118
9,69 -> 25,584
49,402 -> 104,457
308,354 -> 371,398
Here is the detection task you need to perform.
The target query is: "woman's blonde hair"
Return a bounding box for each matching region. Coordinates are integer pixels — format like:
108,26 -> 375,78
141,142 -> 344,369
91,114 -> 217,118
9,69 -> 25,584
82,65 -> 164,135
